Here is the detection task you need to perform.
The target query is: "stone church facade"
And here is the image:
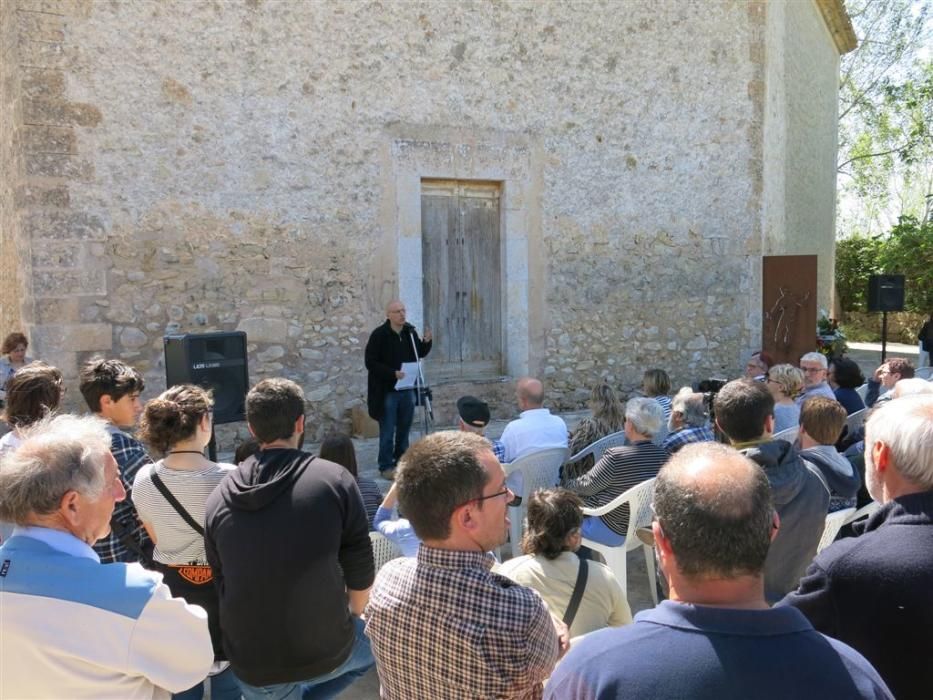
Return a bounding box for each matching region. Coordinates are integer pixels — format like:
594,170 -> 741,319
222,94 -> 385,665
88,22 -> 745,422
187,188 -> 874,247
0,0 -> 855,439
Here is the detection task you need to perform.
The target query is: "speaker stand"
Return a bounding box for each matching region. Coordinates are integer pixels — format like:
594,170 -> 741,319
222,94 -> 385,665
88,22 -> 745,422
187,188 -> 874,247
207,429 -> 217,463
881,311 -> 888,363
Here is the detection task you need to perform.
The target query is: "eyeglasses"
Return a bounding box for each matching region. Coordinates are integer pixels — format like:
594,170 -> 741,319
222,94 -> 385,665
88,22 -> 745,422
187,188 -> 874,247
801,367 -> 825,374
458,485 -> 519,509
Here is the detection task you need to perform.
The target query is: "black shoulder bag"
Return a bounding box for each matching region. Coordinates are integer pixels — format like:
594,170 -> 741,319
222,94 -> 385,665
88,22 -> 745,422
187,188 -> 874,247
562,555 -> 589,628
149,471 -> 225,660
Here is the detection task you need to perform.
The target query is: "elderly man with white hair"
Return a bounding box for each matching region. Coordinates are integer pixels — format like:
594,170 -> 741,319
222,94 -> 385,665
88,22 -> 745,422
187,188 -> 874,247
796,351 -> 838,407
563,397 -> 668,546
781,395 -> 933,700
661,387 -> 715,454
0,414 -> 213,699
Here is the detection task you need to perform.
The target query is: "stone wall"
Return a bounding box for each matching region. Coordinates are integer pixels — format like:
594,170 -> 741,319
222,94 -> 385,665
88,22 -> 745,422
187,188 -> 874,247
1,0 -> 23,335
4,1 -> 847,443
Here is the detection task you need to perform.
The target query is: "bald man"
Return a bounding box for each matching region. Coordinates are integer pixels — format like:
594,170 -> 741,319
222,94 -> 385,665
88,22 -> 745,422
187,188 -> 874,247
499,377 -> 568,463
365,300 -> 432,480
546,442 -> 891,699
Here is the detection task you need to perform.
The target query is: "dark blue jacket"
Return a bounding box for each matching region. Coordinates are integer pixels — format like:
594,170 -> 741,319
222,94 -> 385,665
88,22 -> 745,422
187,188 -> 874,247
780,492 -> 933,700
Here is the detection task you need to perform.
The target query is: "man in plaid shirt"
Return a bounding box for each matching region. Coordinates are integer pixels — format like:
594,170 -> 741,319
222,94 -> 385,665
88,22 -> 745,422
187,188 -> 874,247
364,431 -> 568,699
79,359 -> 152,564
661,387 -> 716,455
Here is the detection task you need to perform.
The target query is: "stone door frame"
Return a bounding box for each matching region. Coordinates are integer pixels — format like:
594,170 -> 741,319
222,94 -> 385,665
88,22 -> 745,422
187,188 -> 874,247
388,128 -> 540,379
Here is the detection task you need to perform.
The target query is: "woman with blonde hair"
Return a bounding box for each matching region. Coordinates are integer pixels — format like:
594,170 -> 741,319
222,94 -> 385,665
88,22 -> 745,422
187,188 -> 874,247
765,364 -> 805,434
642,368 -> 672,420
564,382 -> 625,480
132,384 -> 238,700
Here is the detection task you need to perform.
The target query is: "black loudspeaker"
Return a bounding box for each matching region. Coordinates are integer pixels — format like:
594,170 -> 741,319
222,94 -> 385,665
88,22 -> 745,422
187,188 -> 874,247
164,332 -> 249,424
867,274 -> 905,312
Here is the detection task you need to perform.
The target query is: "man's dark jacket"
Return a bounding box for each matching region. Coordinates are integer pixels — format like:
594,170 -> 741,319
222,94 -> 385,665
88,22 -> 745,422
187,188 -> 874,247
741,440 -> 829,603
365,320 -> 431,420
779,491 -> 933,700
204,448 -> 374,686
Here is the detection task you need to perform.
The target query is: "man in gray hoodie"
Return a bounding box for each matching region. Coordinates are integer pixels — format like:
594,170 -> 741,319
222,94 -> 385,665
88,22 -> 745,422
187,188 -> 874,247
798,397 -> 860,512
714,380 -> 829,602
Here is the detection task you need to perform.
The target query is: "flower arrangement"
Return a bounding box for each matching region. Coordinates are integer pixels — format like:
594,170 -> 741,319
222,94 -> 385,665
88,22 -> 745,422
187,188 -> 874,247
816,310 -> 847,359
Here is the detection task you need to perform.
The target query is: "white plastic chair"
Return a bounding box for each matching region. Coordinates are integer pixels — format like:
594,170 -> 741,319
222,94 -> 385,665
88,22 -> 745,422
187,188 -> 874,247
855,383 -> 870,402
565,430 -> 627,466
845,408 -> 868,434
817,507 -> 856,553
369,531 -> 403,572
843,500 -> 880,526
914,366 -> 933,380
773,426 -> 799,444
503,447 -> 570,558
580,477 -> 658,605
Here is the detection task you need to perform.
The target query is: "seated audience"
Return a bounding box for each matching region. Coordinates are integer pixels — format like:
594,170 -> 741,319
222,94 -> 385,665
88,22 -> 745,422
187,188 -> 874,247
546,442 -> 891,700
563,398 -> 668,546
744,350 -> 774,381
456,395 -> 505,461
205,378 -> 374,699
500,377 -> 568,462
765,364 -> 804,434
714,380 -> 828,602
133,385 -> 238,700
797,397 -> 859,512
642,368 -> 672,421
661,387 -> 714,454
365,431 -> 566,698
320,434 -> 382,530
79,358 -> 153,564
498,488 -> 632,638
865,358 -> 914,408
829,357 -> 866,415
796,352 -> 838,407
564,382 -> 626,480
373,481 -> 420,557
0,414 -> 213,698
781,396 -> 933,700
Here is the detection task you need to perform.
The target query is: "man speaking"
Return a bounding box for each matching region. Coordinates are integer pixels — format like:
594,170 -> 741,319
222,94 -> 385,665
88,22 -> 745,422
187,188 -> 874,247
365,300 -> 432,480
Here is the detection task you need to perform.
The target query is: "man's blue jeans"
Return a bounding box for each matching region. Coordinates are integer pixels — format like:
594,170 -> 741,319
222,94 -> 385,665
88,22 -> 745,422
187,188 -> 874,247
378,389 -> 415,472
236,617 -> 374,700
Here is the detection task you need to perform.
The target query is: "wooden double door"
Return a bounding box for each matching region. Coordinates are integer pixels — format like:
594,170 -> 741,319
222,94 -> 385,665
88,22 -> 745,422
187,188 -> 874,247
421,180 -> 502,379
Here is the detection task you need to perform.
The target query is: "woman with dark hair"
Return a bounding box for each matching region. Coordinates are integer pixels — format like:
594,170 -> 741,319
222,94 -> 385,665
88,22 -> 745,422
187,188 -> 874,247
642,368 -> 672,420
0,332 -> 32,401
0,362 -> 63,455
497,488 -> 631,638
828,357 -> 866,415
320,434 -> 382,530
564,382 -> 626,480
132,385 -> 238,700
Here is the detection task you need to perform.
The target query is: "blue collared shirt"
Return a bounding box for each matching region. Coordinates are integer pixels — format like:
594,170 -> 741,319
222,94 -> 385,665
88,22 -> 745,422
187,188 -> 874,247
12,525 -> 100,562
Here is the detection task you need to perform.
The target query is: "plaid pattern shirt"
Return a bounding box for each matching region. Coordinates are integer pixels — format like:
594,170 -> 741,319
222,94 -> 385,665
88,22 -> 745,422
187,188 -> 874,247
489,438 -> 506,463
92,426 -> 153,564
661,424 -> 716,454
365,545 -> 560,699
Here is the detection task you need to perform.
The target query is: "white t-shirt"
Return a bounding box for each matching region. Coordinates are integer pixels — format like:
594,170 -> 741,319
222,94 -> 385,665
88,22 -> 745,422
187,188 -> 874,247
500,408 -> 569,462
133,461 -> 234,565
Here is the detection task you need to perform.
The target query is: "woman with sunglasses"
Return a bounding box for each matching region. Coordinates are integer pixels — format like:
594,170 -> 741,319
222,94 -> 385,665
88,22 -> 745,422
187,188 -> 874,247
132,384 -> 238,700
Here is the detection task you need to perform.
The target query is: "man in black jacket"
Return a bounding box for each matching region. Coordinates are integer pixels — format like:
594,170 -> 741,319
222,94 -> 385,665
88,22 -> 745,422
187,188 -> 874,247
780,395 -> 933,700
205,378 -> 375,698
365,300 -> 432,480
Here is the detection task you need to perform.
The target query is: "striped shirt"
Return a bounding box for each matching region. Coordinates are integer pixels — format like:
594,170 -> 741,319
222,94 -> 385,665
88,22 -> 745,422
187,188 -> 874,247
93,426 -> 154,564
133,460 -> 234,565
564,441 -> 669,536
365,546 -> 560,699
356,477 -> 383,531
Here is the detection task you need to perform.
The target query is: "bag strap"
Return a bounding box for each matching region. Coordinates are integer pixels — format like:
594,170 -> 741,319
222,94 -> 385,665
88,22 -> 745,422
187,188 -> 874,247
109,516 -> 152,567
563,554 -> 589,627
150,470 -> 204,536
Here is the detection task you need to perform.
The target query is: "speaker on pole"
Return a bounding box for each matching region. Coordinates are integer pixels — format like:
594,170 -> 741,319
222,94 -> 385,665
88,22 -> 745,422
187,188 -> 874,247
867,274 -> 905,312
163,331 -> 249,424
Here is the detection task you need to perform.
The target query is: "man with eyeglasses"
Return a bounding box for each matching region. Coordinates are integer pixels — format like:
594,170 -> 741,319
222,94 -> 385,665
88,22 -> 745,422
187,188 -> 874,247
796,352 -> 838,408
865,357 -> 914,408
365,431 -> 568,699
546,442 -> 891,700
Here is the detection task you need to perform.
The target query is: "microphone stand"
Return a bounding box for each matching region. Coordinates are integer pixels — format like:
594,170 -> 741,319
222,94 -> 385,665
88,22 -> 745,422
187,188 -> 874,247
408,328 -> 434,437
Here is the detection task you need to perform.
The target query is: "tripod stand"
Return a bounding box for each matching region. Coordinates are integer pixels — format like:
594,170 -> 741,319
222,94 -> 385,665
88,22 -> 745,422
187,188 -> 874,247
409,330 -> 434,439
